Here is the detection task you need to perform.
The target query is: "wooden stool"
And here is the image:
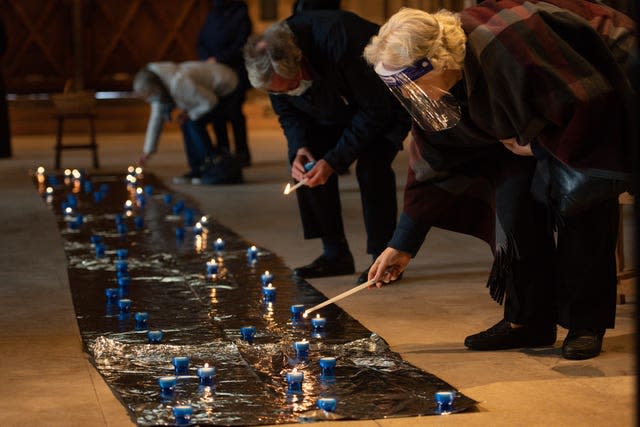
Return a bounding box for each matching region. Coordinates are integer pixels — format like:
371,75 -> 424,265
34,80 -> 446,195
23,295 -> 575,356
54,112 -> 99,170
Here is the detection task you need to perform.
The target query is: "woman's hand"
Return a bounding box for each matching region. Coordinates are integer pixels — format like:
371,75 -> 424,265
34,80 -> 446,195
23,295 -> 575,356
291,147 -> 315,182
368,247 -> 411,287
501,137 -> 533,156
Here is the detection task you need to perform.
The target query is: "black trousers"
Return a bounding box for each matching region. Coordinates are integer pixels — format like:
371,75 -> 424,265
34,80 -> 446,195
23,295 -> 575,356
212,88 -> 249,159
295,130 -> 400,257
503,186 -> 619,330
0,70 -> 10,158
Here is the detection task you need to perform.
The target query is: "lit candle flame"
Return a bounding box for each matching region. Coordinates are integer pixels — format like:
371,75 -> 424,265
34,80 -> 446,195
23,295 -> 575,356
204,363 -> 209,368
200,215 -> 208,224
124,200 -> 133,209
127,165 -> 135,173
302,312 -> 308,318
135,166 -> 143,175
64,169 -> 71,176
283,183 -> 292,195
46,186 -> 53,195
316,314 -> 321,319
264,270 -> 270,276
37,166 -> 45,175
72,169 -> 81,179
136,187 -> 143,195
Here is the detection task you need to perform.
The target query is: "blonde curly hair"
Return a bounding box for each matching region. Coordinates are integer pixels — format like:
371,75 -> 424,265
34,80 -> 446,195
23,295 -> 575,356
364,7 -> 466,72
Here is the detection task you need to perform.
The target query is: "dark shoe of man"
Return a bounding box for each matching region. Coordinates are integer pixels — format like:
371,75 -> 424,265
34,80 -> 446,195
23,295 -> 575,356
293,254 -> 355,279
464,319 -> 557,350
172,171 -> 201,185
562,328 -> 605,360
356,263 -> 403,285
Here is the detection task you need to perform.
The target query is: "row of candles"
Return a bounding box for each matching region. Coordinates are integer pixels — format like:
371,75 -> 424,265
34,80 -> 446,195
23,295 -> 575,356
39,165 -> 456,420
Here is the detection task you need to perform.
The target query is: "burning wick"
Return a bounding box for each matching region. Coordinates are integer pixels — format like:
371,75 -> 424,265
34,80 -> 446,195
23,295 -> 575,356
283,178 -> 308,195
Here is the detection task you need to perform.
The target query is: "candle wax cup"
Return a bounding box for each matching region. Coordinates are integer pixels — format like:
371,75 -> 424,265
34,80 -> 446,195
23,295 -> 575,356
147,330 -> 163,343
197,366 -> 216,384
206,260 -> 218,275
240,326 -> 256,342
262,285 -> 276,301
172,405 -> 193,422
290,304 -> 305,318
105,288 -> 118,301
134,312 -> 148,323
118,299 -> 132,313
172,356 -> 190,375
116,249 -> 128,260
319,357 -> 336,376
435,391 -> 455,413
260,271 -> 274,285
286,370 -> 304,391
294,341 -> 309,360
311,315 -> 326,330
317,398 -> 337,412
213,238 -> 225,251
158,376 -> 176,392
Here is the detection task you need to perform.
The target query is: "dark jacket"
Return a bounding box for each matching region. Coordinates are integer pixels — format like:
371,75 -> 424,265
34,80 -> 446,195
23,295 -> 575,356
197,0 -> 252,88
269,11 -> 411,172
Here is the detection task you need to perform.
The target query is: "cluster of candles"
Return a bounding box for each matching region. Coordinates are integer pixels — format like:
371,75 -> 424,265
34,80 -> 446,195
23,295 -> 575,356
39,165 -> 454,420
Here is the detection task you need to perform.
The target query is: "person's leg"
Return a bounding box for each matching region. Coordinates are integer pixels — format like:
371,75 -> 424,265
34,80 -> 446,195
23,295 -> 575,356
228,90 -> 250,166
465,155 -> 557,350
180,121 -> 203,178
212,117 -> 230,152
354,140 -> 399,282
0,73 -> 11,158
293,172 -> 355,278
181,115 -> 217,179
557,197 -> 619,359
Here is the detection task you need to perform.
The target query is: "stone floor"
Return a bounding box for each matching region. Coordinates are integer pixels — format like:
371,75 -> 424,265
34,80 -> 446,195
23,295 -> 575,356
0,120 -> 636,426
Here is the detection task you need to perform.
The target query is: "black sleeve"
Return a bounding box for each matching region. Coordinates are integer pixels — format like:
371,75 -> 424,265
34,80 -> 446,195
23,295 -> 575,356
270,94 -> 314,162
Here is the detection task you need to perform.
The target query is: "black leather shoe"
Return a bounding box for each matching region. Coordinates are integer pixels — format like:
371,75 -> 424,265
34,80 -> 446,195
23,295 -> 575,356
562,328 -> 605,360
464,319 -> 557,350
356,263 -> 403,285
293,254 -> 355,279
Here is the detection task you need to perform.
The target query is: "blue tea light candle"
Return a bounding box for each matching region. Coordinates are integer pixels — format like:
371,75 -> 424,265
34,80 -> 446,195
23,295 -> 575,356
319,357 -> 336,377
240,326 -> 256,343
144,184 -> 153,195
118,276 -> 130,287
206,258 -> 218,275
147,330 -> 164,344
134,311 -> 148,327
172,356 -> 190,375
164,193 -> 173,205
435,391 -> 455,414
115,260 -> 128,274
286,369 -> 304,392
95,243 -> 106,258
260,270 -> 274,285
294,340 -> 310,360
183,208 -> 195,226
118,299 -> 132,313
197,363 -> 216,385
262,283 -> 276,302
105,288 -> 118,302
311,314 -> 327,330
116,248 -> 128,260
172,405 -> 193,425
290,304 -> 305,321
247,245 -> 258,262
116,223 -> 128,234
90,235 -> 102,245
83,180 -> 93,193
213,237 -> 225,251
175,227 -> 185,240
134,216 -> 144,230
317,397 -> 337,412
93,191 -> 103,203
158,376 -> 176,394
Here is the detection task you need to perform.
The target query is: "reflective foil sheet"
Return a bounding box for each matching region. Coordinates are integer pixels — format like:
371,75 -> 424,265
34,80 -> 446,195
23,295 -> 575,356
35,171 -> 476,425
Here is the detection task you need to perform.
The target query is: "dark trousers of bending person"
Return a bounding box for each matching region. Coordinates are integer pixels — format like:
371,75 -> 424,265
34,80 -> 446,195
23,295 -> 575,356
211,86 -> 250,166
489,155 -> 618,344
295,124 -> 400,267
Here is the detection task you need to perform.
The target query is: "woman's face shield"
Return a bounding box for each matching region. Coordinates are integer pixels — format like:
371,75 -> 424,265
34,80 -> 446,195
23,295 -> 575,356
375,59 -> 461,132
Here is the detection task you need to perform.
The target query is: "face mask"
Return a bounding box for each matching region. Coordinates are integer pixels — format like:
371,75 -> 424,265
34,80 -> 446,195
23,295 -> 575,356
375,58 -> 460,132
274,79 -> 313,97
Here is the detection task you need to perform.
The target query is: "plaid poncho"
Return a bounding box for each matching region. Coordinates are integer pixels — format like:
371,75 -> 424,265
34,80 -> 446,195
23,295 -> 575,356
397,0 -> 637,303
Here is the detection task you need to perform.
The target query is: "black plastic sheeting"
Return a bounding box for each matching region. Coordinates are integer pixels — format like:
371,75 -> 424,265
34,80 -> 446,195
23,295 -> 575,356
35,169 -> 476,426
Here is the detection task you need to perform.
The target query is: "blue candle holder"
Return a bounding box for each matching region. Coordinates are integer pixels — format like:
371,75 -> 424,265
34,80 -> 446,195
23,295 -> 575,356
317,397 -> 337,412
172,201 -> 185,215
290,304 -> 305,321
196,365 -> 216,385
172,356 -> 190,375
66,194 -> 78,208
134,216 -> 144,230
147,330 -> 164,344
206,259 -> 218,275
247,245 -> 258,262
116,223 -> 128,234
93,191 -> 103,203
172,405 -> 193,425
175,227 -> 185,240
144,185 -> 153,195
240,326 -> 256,343
83,180 -> 93,193
118,299 -> 132,313
117,276 -> 130,287
90,235 -> 102,245
95,243 -> 106,258
260,270 -> 274,285
134,311 -> 148,328
311,314 -> 327,330
115,260 -> 128,274
262,284 -> 277,302
319,357 -> 336,377
183,209 -> 195,226
213,237 -> 225,251
164,193 -> 173,205
435,391 -> 455,414
294,340 -> 309,360
158,376 -> 177,394
105,288 -> 118,302
116,249 -> 128,260
114,213 -> 124,225
286,370 -> 304,392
